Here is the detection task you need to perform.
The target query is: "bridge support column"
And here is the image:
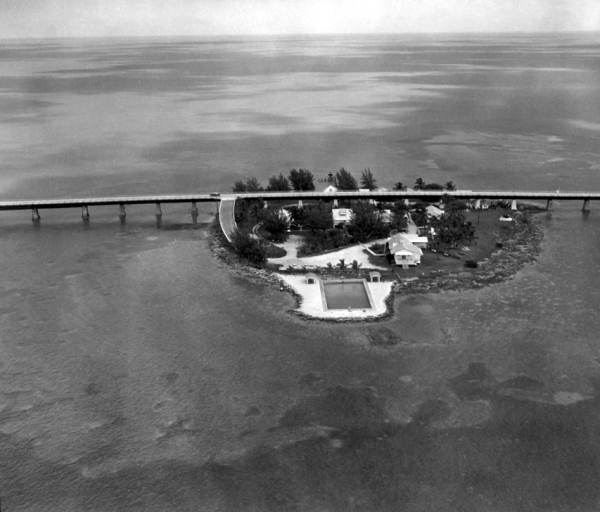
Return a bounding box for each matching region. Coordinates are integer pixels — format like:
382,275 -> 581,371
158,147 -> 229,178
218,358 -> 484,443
510,199 -> 518,211
474,199 -> 481,210
333,199 -> 339,208
190,201 -> 198,224
31,208 -> 40,224
81,205 -> 90,223
263,200 -> 268,209
297,199 -> 303,209
546,199 -> 553,210
118,204 -> 126,224
155,202 -> 162,227
582,199 -> 591,212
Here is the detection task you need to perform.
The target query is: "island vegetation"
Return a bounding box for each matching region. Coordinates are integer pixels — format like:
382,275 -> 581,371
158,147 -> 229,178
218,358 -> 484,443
212,167 -> 544,307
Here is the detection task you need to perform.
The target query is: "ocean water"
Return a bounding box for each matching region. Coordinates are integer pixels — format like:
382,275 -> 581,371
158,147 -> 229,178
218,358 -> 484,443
1,33 -> 600,511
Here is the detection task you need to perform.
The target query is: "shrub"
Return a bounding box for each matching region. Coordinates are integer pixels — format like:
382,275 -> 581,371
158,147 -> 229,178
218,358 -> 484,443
297,228 -> 351,257
264,243 -> 286,258
231,231 -> 266,266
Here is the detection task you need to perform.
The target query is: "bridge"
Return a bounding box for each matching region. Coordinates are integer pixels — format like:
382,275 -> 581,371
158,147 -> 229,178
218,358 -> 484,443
0,190 -> 597,242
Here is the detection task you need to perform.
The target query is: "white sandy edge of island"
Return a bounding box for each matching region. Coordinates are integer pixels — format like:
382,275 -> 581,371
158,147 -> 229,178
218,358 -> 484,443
276,273 -> 394,320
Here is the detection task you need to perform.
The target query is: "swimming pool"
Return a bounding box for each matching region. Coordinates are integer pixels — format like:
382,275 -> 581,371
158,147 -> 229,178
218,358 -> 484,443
321,280 -> 373,310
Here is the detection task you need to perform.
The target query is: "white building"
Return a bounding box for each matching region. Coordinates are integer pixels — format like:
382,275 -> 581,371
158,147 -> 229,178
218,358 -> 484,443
426,205 -> 444,219
399,232 -> 429,248
379,209 -> 393,224
386,233 -> 423,266
279,208 -> 292,229
332,208 -> 353,226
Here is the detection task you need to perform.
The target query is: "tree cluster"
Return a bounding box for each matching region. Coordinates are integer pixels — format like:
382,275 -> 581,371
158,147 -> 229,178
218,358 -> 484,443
232,169 -> 316,193
346,201 -> 389,243
257,207 -> 289,243
291,202 -> 332,232
413,178 -> 457,191
431,200 -> 474,249
334,168 -> 358,190
389,200 -> 409,232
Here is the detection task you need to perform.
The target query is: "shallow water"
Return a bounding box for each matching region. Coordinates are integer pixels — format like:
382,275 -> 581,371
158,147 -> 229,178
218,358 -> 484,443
1,33 -> 600,510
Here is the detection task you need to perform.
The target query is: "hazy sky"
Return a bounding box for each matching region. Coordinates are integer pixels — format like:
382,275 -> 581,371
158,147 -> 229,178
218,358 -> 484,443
1,0 -> 599,38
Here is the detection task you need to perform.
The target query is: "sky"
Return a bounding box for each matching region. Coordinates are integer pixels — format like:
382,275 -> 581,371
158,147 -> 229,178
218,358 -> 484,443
1,0 -> 599,39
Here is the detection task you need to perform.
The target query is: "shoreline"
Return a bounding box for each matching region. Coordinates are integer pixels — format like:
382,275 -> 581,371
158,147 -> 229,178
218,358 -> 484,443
208,210 -> 545,320
396,211 -> 545,294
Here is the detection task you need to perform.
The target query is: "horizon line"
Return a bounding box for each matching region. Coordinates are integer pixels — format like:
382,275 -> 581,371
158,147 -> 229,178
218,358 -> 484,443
1,29 -> 599,42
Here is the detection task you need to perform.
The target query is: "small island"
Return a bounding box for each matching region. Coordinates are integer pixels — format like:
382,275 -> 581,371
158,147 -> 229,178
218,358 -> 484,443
211,168 -> 544,320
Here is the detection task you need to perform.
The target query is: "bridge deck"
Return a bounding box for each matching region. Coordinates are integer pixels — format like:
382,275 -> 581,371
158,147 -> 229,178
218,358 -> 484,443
0,194 -> 219,210
0,190 -> 597,211
232,190 -> 600,201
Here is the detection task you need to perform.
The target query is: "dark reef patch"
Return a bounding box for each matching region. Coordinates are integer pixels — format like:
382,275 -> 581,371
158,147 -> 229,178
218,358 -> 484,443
279,385 -> 387,430
199,368 -> 600,511
448,362 -> 497,400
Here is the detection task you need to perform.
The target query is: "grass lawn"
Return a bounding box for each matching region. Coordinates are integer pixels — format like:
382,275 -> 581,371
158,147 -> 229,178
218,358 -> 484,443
368,208 -> 523,276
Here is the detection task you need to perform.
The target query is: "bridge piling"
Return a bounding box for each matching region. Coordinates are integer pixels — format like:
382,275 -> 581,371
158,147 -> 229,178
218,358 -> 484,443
297,199 -> 303,209
510,199 -> 518,211
81,205 -> 90,223
118,204 -> 126,225
582,199 -> 591,212
31,208 -> 40,224
155,202 -> 162,227
546,199 -> 553,210
190,201 -> 198,224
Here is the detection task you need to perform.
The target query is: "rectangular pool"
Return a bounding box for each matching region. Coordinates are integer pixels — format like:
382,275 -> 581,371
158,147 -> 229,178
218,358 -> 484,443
322,280 -> 372,310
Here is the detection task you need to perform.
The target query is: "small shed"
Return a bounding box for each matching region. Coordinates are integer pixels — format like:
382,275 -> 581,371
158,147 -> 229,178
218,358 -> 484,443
369,271 -> 382,283
332,208 -> 353,227
305,273 -> 319,285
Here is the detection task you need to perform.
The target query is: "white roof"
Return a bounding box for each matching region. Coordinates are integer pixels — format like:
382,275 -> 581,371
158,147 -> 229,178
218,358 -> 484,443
401,233 -> 428,245
323,185 -> 338,193
388,233 -> 423,257
426,205 -> 444,217
332,208 -> 353,222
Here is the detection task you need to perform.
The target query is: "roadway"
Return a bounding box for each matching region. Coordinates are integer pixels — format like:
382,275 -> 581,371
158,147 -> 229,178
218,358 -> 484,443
217,195 -> 238,243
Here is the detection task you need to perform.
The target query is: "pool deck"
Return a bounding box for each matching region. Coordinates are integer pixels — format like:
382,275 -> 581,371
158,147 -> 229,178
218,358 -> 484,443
277,273 -> 394,319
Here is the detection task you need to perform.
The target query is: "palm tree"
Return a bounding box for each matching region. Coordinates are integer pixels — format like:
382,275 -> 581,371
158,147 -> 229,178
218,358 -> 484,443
360,168 -> 377,190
